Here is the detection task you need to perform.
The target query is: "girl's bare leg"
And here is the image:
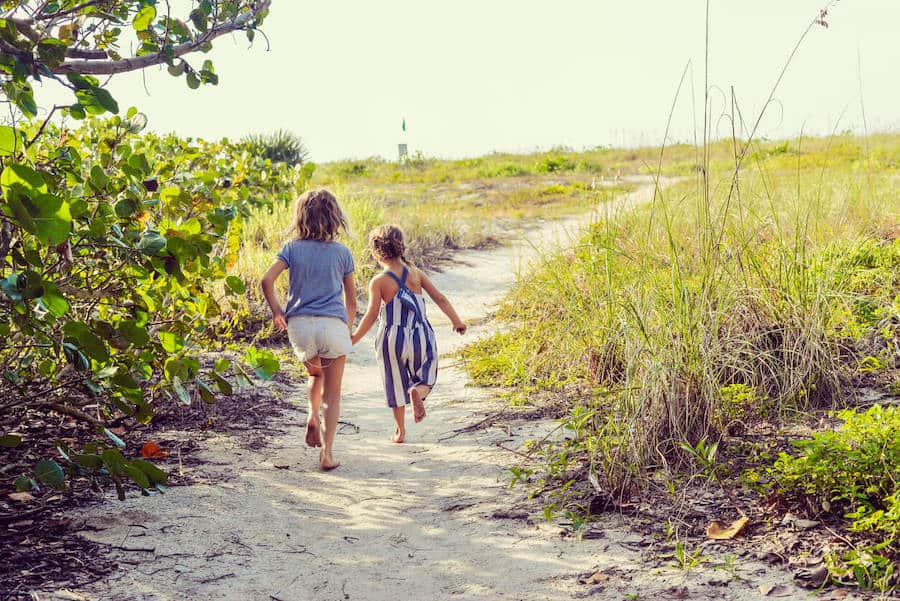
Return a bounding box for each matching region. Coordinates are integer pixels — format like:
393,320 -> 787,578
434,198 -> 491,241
319,356 -> 346,470
303,359 -> 324,448
391,406 -> 406,443
410,384 -> 431,423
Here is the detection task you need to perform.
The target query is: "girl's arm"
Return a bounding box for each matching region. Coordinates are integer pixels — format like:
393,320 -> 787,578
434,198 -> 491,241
343,272 -> 358,333
420,272 -> 467,334
260,259 -> 288,330
351,278 -> 382,344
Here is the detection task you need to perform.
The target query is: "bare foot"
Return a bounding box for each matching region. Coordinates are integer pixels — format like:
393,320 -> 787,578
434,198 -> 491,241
410,386 -> 427,423
319,449 -> 340,471
305,419 -> 322,448
392,428 -> 406,444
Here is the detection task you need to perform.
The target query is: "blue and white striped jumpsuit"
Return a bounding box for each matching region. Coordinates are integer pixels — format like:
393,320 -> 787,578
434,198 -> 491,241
375,267 -> 438,408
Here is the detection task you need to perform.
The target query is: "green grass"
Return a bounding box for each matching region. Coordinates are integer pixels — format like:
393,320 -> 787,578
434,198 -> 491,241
459,132 -> 900,497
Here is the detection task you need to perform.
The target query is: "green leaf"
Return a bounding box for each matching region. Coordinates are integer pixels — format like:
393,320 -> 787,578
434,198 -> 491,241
133,5 -> 157,31
0,434 -> 22,448
66,73 -> 99,90
172,376 -> 191,405
132,459 -> 168,486
8,192 -> 72,245
63,321 -> 109,362
90,165 -> 109,190
115,198 -> 139,218
244,346 -> 280,380
68,103 -> 87,120
34,459 -> 65,488
123,463 -> 151,489
72,453 -> 103,469
14,476 -> 37,492
186,71 -> 201,90
119,320 -> 150,346
158,331 -> 183,353
137,231 -> 167,255
75,86 -> 119,115
101,448 -> 126,475
37,38 -> 68,68
225,275 -> 246,295
189,8 -> 208,32
1,163 -> 48,193
16,270 -> 45,300
40,282 -> 69,317
0,126 -> 23,156
212,372 -> 233,395
196,378 -> 216,404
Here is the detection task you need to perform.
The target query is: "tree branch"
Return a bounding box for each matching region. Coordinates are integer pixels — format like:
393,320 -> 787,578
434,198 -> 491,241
49,402 -> 106,428
50,0 -> 271,76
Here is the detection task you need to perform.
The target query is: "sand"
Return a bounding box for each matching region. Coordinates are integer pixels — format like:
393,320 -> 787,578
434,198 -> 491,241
64,178 -> 825,601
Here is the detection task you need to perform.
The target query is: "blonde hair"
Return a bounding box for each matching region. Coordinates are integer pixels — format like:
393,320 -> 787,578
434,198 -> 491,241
292,189 -> 347,241
368,224 -> 408,264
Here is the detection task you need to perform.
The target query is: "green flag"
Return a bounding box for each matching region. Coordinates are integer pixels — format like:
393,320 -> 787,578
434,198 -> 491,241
401,118 -> 406,132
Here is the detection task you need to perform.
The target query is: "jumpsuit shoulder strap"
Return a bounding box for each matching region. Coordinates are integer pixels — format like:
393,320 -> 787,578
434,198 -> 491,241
399,266 -> 409,286
384,269 -> 405,288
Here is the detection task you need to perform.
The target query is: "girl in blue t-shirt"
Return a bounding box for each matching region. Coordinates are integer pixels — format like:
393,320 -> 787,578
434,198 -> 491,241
260,189 -> 357,471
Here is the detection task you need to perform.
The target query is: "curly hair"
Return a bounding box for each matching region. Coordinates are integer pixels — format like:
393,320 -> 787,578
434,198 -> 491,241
368,224 -> 408,263
292,189 -> 348,241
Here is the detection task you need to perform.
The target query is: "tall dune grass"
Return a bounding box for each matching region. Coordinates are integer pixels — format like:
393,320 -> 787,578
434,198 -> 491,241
461,134 -> 899,495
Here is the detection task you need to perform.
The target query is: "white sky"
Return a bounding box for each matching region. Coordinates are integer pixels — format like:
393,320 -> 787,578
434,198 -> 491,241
34,1 -> 900,162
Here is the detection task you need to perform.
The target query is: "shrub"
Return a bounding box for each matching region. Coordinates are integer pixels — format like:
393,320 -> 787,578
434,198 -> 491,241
770,405 -> 899,592
241,130 -> 310,166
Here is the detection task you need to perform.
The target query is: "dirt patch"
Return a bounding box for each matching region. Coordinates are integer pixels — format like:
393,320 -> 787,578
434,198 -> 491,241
0,359 -> 304,600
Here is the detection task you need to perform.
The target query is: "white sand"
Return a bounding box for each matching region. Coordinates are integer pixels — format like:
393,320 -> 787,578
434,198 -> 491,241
65,179 -> 822,601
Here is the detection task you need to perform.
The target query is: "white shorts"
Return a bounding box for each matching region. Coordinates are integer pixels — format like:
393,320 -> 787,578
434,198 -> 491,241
286,316 -> 352,363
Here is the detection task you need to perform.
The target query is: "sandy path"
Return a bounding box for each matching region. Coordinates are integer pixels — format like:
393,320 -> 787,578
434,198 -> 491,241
69,179 -> 812,601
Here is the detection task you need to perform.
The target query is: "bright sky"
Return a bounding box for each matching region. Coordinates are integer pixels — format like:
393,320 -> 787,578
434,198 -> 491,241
35,1 -> 900,162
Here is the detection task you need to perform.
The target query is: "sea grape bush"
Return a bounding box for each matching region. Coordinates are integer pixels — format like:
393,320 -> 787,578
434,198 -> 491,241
0,0 -> 289,499
0,108 -> 316,496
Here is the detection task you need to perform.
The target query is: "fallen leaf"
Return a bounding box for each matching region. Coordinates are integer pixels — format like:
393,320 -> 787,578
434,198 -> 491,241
109,426 -> 126,435
794,566 -> 829,589
8,492 -> 35,502
794,518 -> 820,530
140,440 -> 168,459
759,584 -> 794,597
577,570 -> 609,585
706,516 -> 749,540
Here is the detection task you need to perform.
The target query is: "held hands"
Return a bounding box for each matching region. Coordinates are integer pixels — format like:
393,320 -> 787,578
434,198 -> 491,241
273,311 -> 287,331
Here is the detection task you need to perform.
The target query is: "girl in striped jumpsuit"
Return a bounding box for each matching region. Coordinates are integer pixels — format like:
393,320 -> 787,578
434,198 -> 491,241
351,225 -> 467,443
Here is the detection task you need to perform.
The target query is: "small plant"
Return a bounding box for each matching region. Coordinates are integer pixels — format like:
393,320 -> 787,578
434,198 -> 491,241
770,405 -> 899,585
824,544 -> 896,593
669,542 -> 708,571
713,553 -> 742,582
717,383 -> 766,425
677,437 -> 722,481
508,466 -> 534,489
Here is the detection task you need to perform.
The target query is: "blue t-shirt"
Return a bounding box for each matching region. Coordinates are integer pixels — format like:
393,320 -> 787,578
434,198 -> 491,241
276,240 -> 355,322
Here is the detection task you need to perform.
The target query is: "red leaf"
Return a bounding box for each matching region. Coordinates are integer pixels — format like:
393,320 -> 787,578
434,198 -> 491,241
140,440 -> 168,459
